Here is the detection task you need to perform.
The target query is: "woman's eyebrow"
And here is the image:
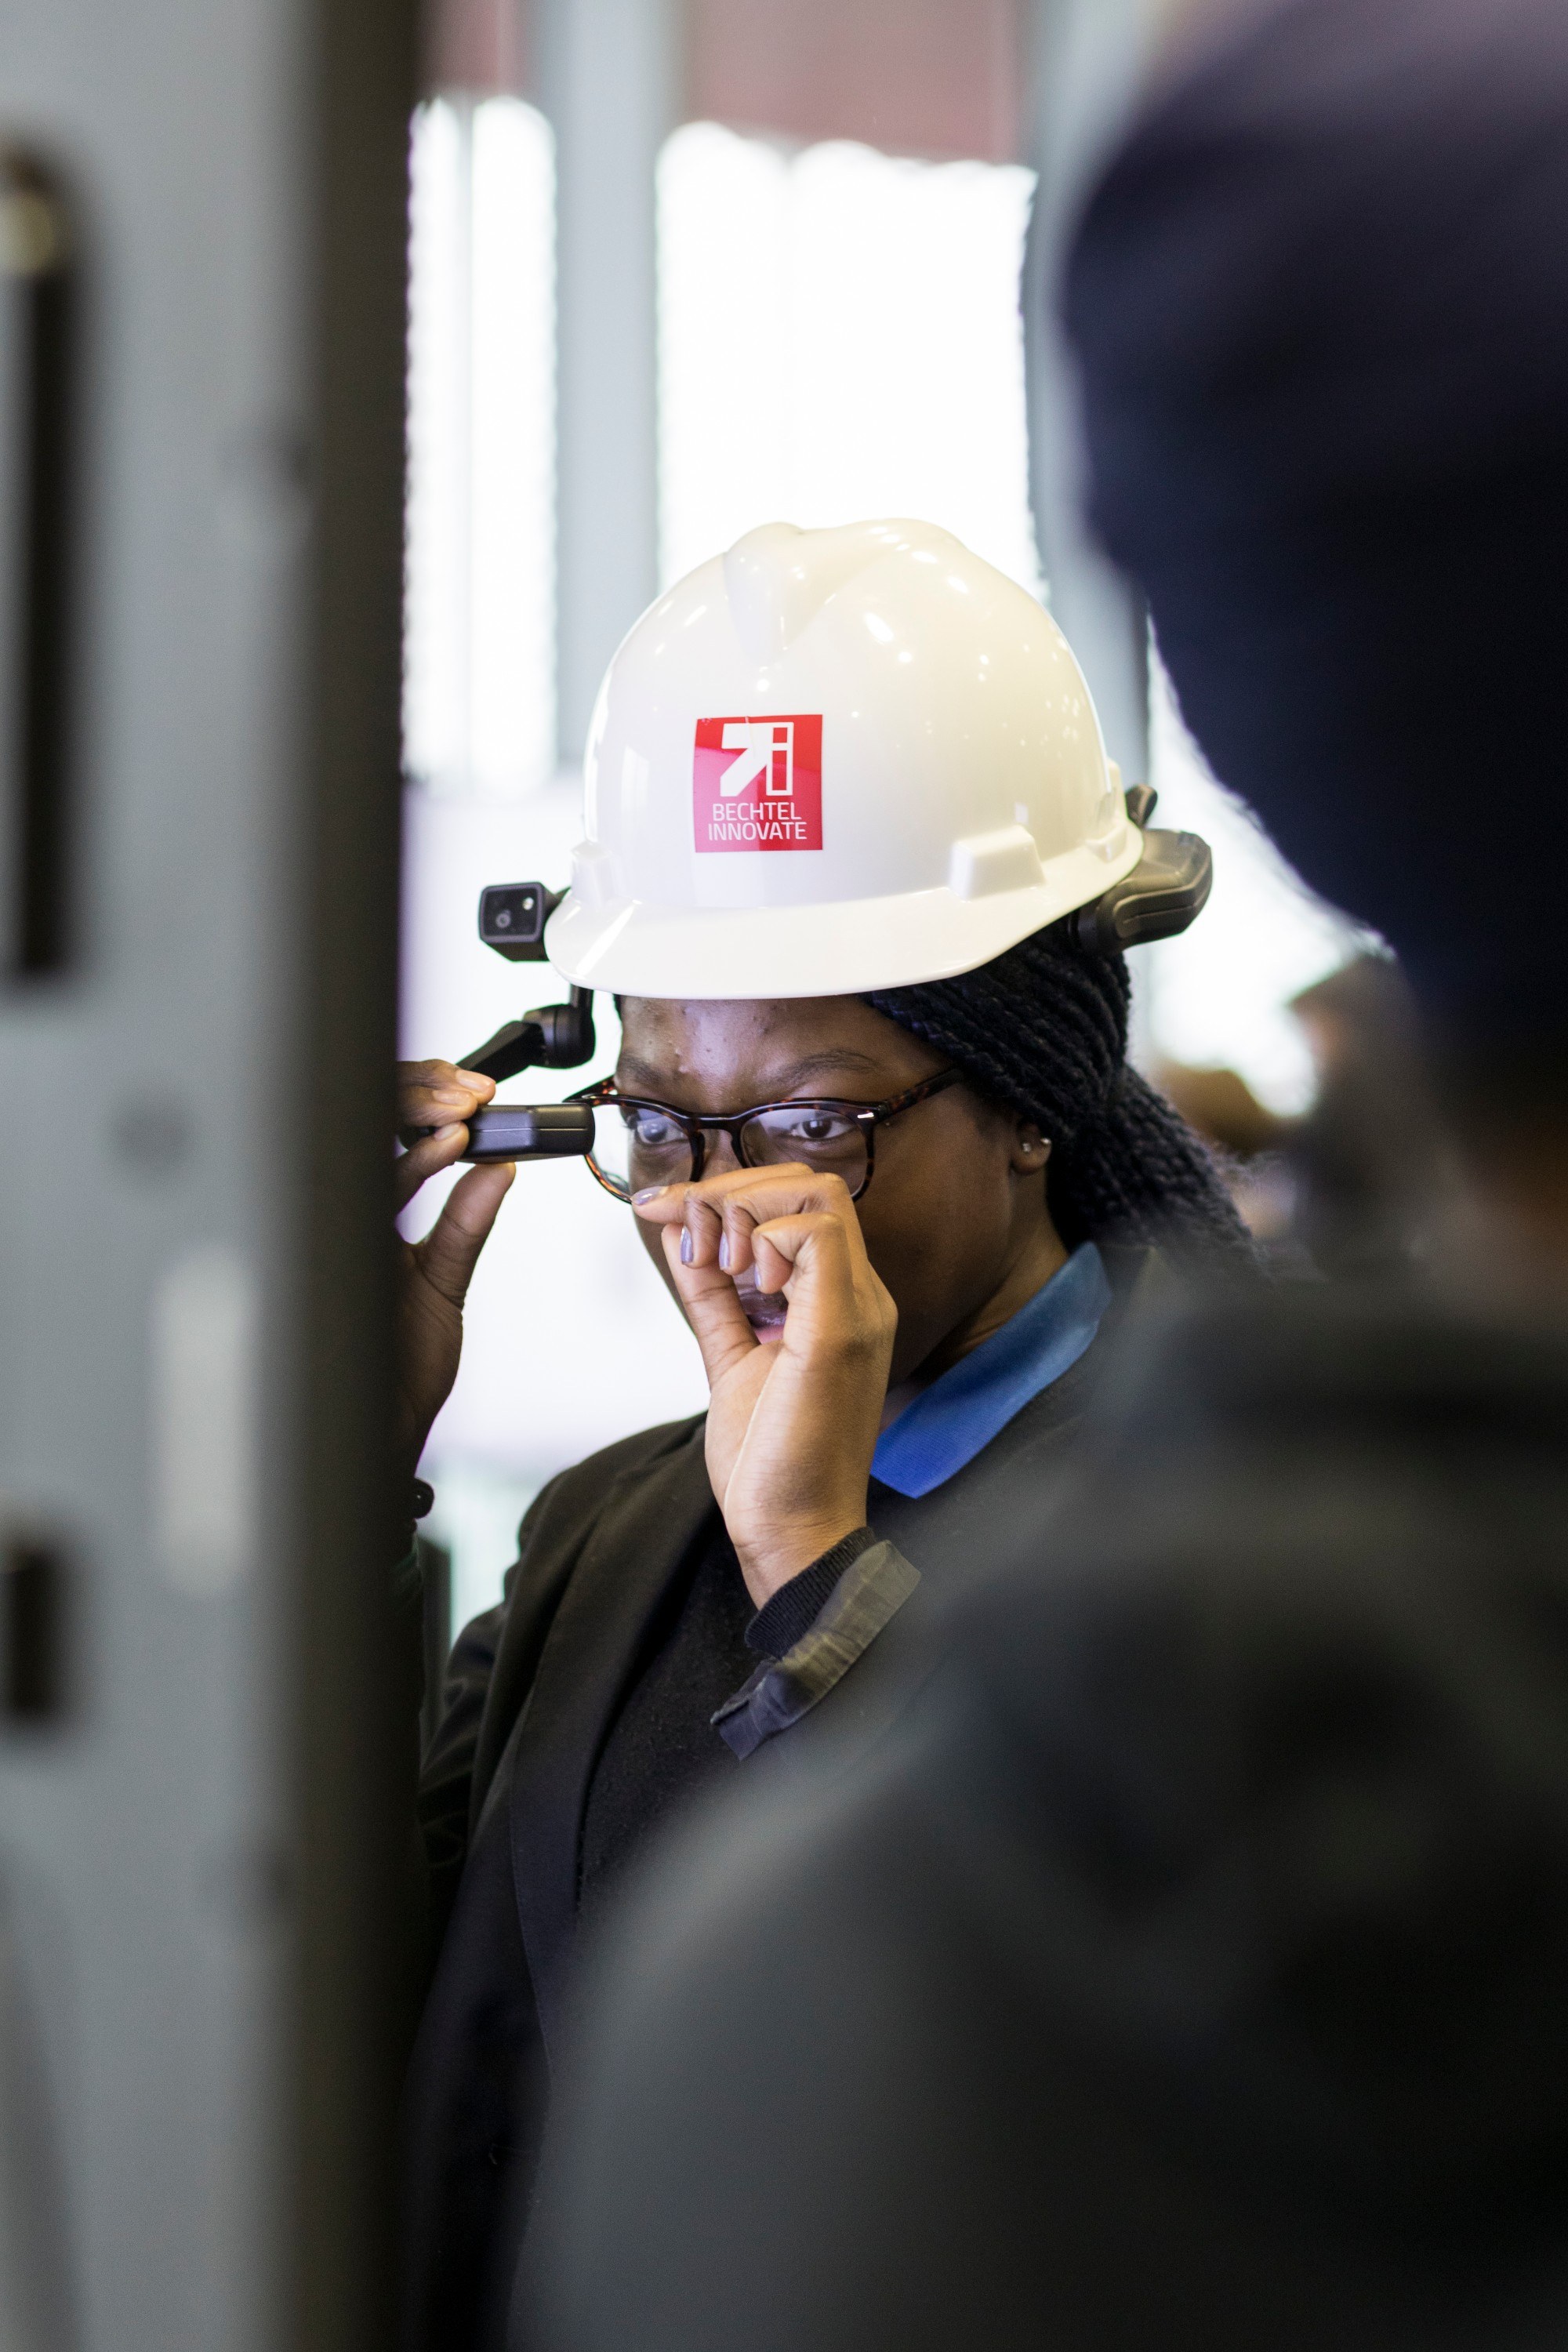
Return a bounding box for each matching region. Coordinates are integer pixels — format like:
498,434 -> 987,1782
765,1050 -> 887,1090
615,1048 -> 887,1096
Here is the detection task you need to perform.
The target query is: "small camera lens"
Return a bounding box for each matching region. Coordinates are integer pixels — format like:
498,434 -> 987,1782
479,880 -> 550,957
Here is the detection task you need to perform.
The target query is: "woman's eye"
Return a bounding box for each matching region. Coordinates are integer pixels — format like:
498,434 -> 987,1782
630,1110 -> 683,1148
778,1108 -> 852,1145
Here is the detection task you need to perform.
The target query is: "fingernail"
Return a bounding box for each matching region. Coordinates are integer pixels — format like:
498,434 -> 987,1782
434,1123 -> 464,1144
679,1229 -> 693,1265
633,1185 -> 666,1205
717,1236 -> 731,1272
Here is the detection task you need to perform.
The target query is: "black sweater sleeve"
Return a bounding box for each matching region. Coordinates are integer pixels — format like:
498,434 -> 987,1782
746,1526 -> 880,1658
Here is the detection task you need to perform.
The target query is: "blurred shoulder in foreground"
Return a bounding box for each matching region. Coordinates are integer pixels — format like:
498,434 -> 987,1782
534,1277 -> 1568,2352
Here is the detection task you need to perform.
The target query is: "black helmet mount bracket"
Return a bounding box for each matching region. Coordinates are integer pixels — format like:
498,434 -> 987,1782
448,881 -> 597,1160
1074,789 -> 1214,956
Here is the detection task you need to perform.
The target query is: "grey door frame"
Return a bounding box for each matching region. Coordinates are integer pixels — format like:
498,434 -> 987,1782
0,0 -> 414,2342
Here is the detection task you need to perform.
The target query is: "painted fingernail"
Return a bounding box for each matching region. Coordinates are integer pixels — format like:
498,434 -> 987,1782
679,1229 -> 693,1265
717,1236 -> 731,1272
633,1185 -> 666,1205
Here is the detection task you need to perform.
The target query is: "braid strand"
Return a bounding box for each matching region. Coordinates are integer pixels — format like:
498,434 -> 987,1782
869,925 -> 1254,1269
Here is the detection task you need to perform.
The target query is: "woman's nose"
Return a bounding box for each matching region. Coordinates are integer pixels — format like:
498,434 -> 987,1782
701,1129 -> 743,1179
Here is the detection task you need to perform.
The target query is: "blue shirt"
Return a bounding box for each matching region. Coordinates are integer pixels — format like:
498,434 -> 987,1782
871,1243 -> 1112,1500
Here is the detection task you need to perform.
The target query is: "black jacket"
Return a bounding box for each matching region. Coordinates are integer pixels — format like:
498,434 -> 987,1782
401,1246 -> 1163,2349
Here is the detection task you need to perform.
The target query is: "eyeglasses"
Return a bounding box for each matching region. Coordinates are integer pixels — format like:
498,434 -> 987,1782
570,1069 -> 963,1203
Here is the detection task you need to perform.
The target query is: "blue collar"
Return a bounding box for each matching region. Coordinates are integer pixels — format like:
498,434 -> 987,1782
871,1243 -> 1112,1500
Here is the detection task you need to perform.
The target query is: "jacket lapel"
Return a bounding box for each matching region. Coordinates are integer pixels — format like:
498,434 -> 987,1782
506,1425 -> 717,2055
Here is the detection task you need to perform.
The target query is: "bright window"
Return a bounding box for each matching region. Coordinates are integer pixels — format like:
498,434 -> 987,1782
405,96 -> 556,797
1143,652 -> 1363,1114
658,122 -> 1042,596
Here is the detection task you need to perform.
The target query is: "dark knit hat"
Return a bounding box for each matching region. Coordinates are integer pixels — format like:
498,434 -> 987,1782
871,922 -> 1254,1267
1063,0 -> 1568,1059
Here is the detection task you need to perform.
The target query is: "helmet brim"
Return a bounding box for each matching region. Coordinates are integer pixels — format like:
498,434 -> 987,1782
544,832 -> 1145,1000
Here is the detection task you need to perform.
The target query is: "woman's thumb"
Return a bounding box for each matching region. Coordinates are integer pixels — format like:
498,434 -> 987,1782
416,1160 -> 514,1308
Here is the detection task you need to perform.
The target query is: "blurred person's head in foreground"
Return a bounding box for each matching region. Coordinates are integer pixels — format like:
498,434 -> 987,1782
543,1298 -> 1568,2350
535,11 -> 1568,2350
1065,0 -> 1568,1276
546,724 -> 1568,2352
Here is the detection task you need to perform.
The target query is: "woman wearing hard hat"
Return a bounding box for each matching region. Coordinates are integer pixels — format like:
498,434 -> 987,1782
395,520 -> 1247,2347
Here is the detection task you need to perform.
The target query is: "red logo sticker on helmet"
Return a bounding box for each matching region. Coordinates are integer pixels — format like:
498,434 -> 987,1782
693,715 -> 823,852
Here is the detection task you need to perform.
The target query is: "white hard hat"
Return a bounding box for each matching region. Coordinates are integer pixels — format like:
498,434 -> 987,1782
545,518 -> 1155,1000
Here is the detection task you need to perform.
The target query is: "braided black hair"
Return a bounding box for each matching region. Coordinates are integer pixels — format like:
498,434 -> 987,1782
869,923 -> 1256,1269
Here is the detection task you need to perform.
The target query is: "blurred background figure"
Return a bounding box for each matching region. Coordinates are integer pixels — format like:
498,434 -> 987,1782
1282,957 -> 1450,1278
1160,953 -> 1452,1274
533,1 -> 1568,2347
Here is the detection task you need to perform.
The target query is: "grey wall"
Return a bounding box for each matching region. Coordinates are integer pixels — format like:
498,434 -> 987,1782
0,0 -> 412,2341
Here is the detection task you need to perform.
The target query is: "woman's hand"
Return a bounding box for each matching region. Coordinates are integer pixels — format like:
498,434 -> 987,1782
634,1166 -> 897,1607
396,1060 -> 514,1479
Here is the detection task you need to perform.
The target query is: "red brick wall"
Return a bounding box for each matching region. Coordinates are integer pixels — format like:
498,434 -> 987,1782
685,0 -> 1025,162
422,0 -> 1025,164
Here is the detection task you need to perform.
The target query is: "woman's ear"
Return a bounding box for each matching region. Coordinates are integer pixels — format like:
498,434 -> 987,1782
1010,1121 -> 1051,1176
